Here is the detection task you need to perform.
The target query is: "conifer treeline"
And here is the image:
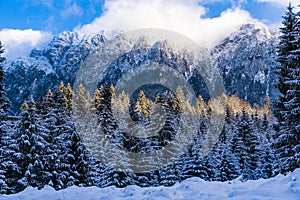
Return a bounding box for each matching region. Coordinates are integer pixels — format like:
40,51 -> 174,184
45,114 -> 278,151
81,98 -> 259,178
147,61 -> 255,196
0,77 -> 274,194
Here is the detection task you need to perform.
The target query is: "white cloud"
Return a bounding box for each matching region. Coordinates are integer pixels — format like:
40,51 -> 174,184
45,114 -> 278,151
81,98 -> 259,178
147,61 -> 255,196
75,0 -> 253,48
0,29 -> 52,60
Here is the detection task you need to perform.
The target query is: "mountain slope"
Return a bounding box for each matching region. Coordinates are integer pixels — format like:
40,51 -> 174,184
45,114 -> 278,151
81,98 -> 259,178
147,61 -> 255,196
4,32 -> 105,112
211,22 -> 279,106
4,22 -> 279,112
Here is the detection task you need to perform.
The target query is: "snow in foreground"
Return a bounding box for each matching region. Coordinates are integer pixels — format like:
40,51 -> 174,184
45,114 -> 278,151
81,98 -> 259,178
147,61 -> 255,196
1,169 -> 299,200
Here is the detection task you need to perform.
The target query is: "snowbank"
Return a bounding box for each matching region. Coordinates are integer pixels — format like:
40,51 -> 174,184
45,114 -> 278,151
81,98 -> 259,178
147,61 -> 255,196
1,169 -> 299,200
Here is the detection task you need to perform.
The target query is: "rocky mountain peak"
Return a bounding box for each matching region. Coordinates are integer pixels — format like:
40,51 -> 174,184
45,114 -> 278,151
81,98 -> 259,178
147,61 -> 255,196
4,22 -> 280,112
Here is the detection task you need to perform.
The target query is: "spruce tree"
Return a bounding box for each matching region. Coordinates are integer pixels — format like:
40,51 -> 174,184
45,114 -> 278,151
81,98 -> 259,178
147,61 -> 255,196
214,113 -> 239,181
59,82 -> 73,110
0,41 -> 10,118
0,41 -> 11,194
50,89 -> 89,189
218,149 -> 239,181
274,4 -> 300,174
231,109 -> 261,180
10,100 -> 39,193
74,83 -> 91,117
94,87 -> 103,109
196,95 -> 207,116
133,90 -> 152,121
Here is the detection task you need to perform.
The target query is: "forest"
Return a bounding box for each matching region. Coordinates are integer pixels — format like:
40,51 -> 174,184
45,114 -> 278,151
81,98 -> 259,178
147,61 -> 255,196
0,4 -> 299,195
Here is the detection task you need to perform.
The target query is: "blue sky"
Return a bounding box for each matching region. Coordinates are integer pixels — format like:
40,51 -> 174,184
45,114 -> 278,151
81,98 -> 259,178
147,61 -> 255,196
203,0 -> 285,23
0,0 -> 104,34
0,0 -> 288,34
0,0 -> 298,59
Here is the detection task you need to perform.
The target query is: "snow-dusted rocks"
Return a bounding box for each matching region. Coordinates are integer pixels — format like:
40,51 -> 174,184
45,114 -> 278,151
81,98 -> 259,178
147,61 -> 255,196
3,22 -> 279,111
211,22 -> 278,105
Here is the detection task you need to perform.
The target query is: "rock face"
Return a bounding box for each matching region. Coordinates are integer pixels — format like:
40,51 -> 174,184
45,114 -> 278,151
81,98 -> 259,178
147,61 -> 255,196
4,32 -> 105,112
4,22 -> 279,112
211,22 -> 279,106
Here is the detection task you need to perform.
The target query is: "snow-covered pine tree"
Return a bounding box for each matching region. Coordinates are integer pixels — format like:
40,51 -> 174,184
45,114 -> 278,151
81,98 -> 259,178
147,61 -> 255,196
178,133 -> 203,181
59,82 -> 74,111
96,83 -> 117,137
133,90 -> 152,122
35,92 -> 60,189
287,7 -> 300,168
35,90 -> 59,188
218,149 -> 239,181
166,91 -> 178,114
9,100 -> 40,193
274,4 -> 298,121
273,3 -> 300,174
244,114 -> 263,180
252,112 -> 274,179
94,83 -> 127,185
74,83 -> 91,117
94,86 -> 103,109
214,110 -> 239,181
196,95 -> 207,116
0,41 -> 12,194
0,41 -> 10,119
231,109 -> 260,180
50,89 -> 89,189
24,99 -> 54,189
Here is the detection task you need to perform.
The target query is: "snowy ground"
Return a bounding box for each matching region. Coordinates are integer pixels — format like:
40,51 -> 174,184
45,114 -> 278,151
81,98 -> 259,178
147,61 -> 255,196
1,169 -> 299,200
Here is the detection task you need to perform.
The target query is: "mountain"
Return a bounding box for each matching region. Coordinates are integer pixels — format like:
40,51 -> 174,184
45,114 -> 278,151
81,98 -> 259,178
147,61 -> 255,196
4,32 -> 105,112
3,22 -> 279,113
211,22 -> 279,106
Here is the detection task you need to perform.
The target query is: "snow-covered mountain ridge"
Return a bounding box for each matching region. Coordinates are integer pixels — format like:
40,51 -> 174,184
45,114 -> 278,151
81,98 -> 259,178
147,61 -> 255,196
3,22 -> 278,112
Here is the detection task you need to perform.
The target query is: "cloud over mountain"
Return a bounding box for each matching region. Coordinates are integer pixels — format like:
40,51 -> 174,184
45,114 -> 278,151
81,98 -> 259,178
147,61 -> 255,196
76,0 -> 254,48
0,29 -> 52,60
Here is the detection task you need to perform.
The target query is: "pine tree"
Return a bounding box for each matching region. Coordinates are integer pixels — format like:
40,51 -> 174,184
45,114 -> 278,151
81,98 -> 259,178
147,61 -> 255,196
27,91 -> 58,189
8,99 -> 40,193
166,91 -> 178,114
74,83 -> 91,117
0,41 -> 11,194
175,87 -> 185,112
263,96 -> 271,114
252,112 -> 274,179
24,99 -> 53,189
273,4 -> 297,121
95,83 -> 121,165
59,82 -> 73,110
0,41 -> 10,119
196,95 -> 207,116
175,86 -> 195,115
50,90 -> 89,189
218,149 -> 239,181
73,83 -> 94,154
273,4 -> 300,174
116,90 -> 130,113
231,109 -> 261,180
134,90 -> 152,121
94,86 -> 103,109
23,89 -> 91,190
213,113 -> 239,181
